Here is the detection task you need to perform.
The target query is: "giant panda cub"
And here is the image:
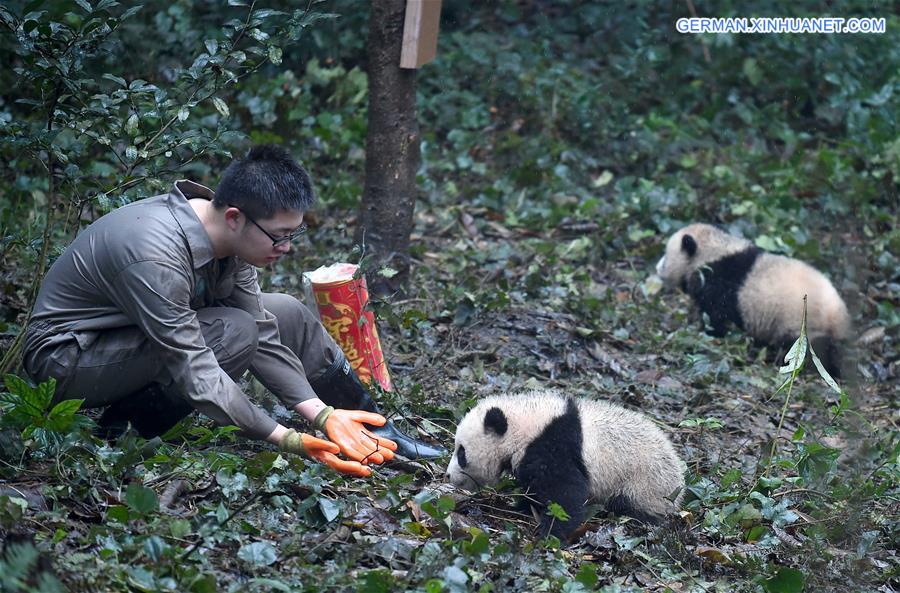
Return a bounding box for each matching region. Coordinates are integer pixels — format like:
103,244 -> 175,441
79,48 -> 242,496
446,389 -> 685,540
656,223 -> 851,378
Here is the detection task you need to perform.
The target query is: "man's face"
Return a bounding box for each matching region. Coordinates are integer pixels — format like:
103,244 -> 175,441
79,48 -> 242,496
236,208 -> 306,267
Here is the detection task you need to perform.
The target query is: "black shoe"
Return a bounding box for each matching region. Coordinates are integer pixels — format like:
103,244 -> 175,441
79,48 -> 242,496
309,354 -> 447,460
98,383 -> 194,439
370,420 -> 446,460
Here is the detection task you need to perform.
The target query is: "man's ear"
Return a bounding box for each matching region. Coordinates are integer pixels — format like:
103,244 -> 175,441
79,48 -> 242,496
224,206 -> 243,230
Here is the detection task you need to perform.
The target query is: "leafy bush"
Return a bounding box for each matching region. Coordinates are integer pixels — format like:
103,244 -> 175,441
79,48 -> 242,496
0,375 -> 89,453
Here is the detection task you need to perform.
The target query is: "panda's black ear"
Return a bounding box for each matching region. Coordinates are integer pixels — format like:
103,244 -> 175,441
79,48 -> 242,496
484,407 -> 508,436
681,234 -> 697,258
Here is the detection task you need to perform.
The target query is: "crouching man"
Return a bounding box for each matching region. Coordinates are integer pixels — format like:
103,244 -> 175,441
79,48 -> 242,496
23,145 -> 444,476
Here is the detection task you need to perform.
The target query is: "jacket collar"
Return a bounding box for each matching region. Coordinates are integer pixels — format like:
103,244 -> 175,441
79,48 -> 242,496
169,179 -> 217,269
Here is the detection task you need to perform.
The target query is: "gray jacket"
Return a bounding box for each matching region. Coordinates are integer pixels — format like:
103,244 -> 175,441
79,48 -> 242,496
24,180 -> 318,439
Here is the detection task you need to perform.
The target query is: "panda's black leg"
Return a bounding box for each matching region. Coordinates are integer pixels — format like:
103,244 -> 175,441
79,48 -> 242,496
692,296 -> 729,337
606,494 -> 663,524
515,451 -> 589,540
704,308 -> 732,337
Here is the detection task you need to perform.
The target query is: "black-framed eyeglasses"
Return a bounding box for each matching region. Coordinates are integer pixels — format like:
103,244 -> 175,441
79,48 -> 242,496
231,206 -> 308,247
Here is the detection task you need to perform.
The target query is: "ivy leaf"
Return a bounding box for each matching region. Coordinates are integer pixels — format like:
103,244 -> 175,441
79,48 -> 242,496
0,495 -> 28,527
319,497 -> 341,522
763,567 -> 805,593
358,570 -> 392,593
237,541 -> 277,567
575,562 -> 598,589
125,484 -> 158,516
268,46 -> 282,65
441,566 -> 468,592
461,531 -> 489,557
106,505 -> 129,523
215,502 -> 228,524
546,502 -> 570,521
245,579 -> 291,592
143,535 -> 168,562
217,470 -> 249,500
126,567 -> 155,590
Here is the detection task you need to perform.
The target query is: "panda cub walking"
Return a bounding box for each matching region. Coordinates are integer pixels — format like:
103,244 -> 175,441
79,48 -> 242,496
446,390 -> 685,540
655,223 -> 851,378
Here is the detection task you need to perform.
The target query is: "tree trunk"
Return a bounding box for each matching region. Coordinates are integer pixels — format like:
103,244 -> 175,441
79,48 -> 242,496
357,0 -> 419,297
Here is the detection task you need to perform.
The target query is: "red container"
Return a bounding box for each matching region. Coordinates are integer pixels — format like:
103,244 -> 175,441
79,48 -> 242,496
305,264 -> 393,391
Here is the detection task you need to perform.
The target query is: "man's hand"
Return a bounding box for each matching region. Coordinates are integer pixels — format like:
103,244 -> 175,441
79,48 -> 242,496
279,429 -> 372,477
314,407 -> 398,465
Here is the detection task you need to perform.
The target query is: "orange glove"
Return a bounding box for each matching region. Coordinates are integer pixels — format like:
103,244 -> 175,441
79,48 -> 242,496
314,406 -> 398,465
279,429 -> 372,478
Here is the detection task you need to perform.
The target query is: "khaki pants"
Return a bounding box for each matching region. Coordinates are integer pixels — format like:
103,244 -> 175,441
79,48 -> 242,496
24,293 -> 340,408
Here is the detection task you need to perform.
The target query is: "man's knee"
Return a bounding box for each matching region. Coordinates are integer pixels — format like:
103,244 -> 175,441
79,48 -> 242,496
262,292 -> 318,334
198,308 -> 259,374
261,292 -> 337,369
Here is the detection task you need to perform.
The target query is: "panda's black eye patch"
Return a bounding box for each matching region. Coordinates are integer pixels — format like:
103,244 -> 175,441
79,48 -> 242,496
681,234 -> 697,258
484,407 -> 508,436
456,445 -> 468,468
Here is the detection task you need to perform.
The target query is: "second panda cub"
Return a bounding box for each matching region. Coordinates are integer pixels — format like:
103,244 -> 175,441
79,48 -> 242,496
446,390 -> 685,540
656,223 -> 851,378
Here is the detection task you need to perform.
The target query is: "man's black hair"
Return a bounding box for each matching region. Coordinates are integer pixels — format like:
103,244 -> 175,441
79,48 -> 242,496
214,145 -> 316,219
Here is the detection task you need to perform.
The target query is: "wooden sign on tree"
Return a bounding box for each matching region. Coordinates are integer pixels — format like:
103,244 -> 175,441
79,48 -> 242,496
400,0 -> 442,69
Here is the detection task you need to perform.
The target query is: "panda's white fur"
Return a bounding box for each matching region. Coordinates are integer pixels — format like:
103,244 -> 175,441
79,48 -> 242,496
656,223 -> 851,376
446,389 -> 685,539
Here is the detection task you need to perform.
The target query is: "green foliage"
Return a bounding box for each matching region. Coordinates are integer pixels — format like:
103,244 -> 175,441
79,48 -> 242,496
124,483 -> 159,516
0,1 -> 338,372
419,0 -> 898,286
546,501 -> 570,523
0,538 -> 66,593
235,57 -> 369,207
0,375 -> 88,449
763,567 -> 806,593
0,495 -> 28,529
237,541 -> 278,567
